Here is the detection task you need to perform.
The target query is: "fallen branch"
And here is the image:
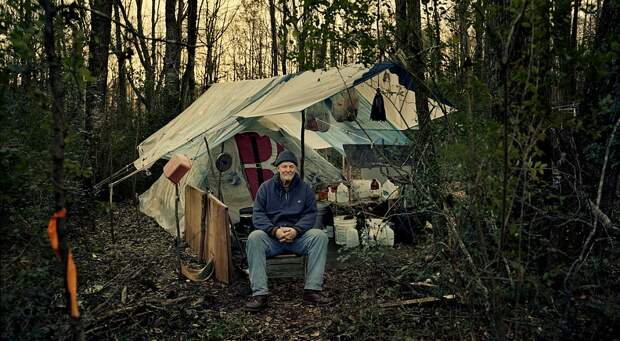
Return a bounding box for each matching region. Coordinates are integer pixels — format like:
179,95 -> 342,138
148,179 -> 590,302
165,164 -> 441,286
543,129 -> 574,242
588,199 -> 619,233
89,296 -> 191,324
409,282 -> 438,288
379,294 -> 456,308
443,205 -> 489,301
565,116 -> 620,289
85,310 -> 154,335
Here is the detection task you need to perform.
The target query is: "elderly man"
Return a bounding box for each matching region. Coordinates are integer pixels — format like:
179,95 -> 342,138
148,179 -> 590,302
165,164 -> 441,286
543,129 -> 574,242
245,150 -> 330,312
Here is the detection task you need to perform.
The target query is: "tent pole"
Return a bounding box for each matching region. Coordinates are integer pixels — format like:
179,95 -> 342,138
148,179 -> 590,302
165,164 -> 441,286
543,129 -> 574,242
301,109 -> 305,180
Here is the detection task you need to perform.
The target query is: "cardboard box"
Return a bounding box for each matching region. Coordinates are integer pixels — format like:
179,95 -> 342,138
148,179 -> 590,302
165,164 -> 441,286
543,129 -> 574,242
163,154 -> 192,184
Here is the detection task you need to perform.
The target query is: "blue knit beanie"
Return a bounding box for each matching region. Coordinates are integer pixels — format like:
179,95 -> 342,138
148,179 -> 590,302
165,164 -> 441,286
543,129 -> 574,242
274,150 -> 298,166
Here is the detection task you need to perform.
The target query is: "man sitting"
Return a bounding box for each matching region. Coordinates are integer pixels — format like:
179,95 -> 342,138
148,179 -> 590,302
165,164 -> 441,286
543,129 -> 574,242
245,150 -> 330,312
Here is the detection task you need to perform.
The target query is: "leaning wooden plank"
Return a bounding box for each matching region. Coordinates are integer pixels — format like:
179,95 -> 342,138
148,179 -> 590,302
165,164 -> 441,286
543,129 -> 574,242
378,294 -> 456,308
184,185 -> 207,256
207,194 -> 232,284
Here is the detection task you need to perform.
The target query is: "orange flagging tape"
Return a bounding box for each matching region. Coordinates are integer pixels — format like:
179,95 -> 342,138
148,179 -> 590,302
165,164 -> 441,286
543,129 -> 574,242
47,208 -> 66,260
66,249 -> 80,318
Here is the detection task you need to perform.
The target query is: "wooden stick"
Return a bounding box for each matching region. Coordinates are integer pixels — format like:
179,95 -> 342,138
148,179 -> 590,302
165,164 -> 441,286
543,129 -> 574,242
409,282 -> 438,288
588,199 -> 619,233
379,294 -> 456,308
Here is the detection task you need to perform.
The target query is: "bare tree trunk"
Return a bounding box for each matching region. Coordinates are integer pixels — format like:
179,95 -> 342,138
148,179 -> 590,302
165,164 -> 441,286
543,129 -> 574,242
84,0 -> 112,212
293,0 -> 310,71
149,0 -> 158,115
552,0 -> 573,104
269,0 -> 278,76
395,0 -> 407,55
114,4 -> 127,119
39,0 -> 84,338
582,0 -> 620,213
162,0 -> 182,118
431,0 -> 442,79
116,0 -> 156,118
399,0 -> 431,153
40,0 -> 65,223
280,0 -> 289,74
181,0 -> 198,109
569,0 -> 582,100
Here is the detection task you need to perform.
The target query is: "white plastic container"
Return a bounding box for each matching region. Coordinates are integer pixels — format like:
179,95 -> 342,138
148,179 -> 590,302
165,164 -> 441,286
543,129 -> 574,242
344,228 -> 360,248
381,180 -> 400,200
350,179 -> 372,200
334,215 -> 356,245
363,219 -> 395,247
327,186 -> 336,202
336,183 -> 350,203
324,225 -> 334,238
362,218 -> 381,246
371,224 -> 395,247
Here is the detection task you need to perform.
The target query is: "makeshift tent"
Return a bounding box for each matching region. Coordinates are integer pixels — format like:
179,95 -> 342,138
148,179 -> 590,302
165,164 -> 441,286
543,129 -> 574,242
118,62 -> 453,235
140,128 -> 343,236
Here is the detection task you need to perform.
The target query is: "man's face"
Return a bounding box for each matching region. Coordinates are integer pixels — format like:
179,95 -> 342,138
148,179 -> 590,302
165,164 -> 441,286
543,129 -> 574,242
277,162 -> 297,182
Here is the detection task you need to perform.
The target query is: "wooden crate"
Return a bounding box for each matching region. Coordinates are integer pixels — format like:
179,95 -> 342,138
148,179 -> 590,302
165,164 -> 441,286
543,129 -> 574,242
266,254 -> 306,279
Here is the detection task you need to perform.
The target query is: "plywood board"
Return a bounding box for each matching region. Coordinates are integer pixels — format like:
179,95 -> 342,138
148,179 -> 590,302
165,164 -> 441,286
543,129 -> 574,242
184,185 -> 208,262
206,194 -> 233,284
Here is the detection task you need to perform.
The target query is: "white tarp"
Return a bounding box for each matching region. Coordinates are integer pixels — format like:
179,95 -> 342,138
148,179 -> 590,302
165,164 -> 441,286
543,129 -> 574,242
134,77 -> 281,171
355,70 -> 447,130
134,63 -> 454,171
139,128 -> 343,235
235,65 -> 370,118
133,62 -> 454,234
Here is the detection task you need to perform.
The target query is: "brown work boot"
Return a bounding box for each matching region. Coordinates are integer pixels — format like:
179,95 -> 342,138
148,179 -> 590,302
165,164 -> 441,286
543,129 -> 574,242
244,295 -> 268,312
303,290 -> 331,305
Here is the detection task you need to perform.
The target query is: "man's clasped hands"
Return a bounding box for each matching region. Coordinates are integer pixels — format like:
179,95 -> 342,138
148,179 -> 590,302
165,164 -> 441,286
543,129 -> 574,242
275,226 -> 298,243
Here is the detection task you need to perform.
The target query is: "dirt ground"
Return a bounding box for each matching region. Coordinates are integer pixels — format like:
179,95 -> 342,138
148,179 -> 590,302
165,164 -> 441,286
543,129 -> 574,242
6,202 -> 615,340
2,201 -> 462,340
63,203 -> 465,340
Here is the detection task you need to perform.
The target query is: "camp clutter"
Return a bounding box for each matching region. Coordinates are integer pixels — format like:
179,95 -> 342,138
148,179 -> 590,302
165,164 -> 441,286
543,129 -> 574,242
114,62 -> 454,277
326,179 -> 400,204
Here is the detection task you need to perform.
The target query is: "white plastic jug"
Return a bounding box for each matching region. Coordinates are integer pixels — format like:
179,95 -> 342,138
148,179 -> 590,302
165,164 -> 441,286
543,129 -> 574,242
350,179 -> 372,200
327,186 -> 337,202
336,183 -> 350,203
345,228 -> 360,248
371,224 -> 395,247
363,219 -> 382,246
381,180 -> 400,200
363,219 -> 395,247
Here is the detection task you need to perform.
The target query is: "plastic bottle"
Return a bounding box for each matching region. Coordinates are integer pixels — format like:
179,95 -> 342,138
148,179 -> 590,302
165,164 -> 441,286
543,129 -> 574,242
336,183 -> 350,203
345,228 -> 360,248
327,185 -> 337,202
372,223 -> 395,247
324,225 -> 334,238
370,179 -> 381,199
381,180 -> 400,200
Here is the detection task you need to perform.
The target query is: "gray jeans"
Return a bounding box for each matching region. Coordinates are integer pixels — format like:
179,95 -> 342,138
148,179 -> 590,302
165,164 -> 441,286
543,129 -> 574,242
246,229 -> 328,296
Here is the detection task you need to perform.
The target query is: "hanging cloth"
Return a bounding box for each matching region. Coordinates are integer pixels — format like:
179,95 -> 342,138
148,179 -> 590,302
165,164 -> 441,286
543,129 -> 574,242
370,88 -> 386,121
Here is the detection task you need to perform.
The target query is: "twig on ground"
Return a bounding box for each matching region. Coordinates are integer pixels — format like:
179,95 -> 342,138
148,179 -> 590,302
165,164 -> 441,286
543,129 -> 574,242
379,294 -> 456,308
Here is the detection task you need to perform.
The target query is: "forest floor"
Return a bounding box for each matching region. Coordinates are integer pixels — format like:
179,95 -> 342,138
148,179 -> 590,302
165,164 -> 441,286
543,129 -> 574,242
2,202 -> 618,340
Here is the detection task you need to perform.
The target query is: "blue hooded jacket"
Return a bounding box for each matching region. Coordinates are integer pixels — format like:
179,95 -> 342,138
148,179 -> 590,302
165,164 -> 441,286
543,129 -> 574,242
252,172 -> 317,237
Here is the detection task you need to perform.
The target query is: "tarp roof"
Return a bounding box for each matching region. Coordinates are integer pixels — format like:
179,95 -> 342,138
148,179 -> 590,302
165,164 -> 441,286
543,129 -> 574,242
133,62 -> 453,171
